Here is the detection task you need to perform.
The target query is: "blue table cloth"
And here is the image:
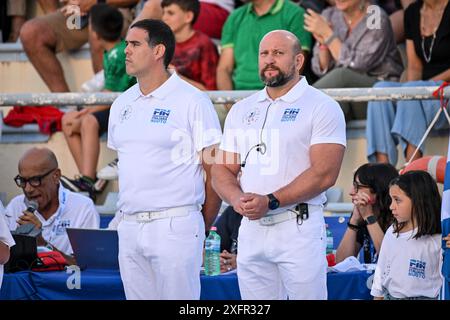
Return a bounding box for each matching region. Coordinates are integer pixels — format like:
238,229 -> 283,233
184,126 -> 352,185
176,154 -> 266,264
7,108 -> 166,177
0,269 -> 373,300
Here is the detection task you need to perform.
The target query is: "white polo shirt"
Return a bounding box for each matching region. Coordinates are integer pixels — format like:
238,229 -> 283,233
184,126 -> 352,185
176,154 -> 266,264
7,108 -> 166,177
0,201 -> 15,289
220,77 -> 346,212
371,226 -> 443,299
5,185 -> 100,255
108,73 -> 222,214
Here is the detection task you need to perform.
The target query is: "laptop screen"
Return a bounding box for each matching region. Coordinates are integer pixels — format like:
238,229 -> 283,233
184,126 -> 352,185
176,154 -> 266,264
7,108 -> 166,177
66,228 -> 119,270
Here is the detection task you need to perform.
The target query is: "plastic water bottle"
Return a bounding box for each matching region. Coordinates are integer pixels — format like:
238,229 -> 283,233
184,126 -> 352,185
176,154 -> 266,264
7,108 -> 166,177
326,224 -> 334,254
204,226 -> 221,276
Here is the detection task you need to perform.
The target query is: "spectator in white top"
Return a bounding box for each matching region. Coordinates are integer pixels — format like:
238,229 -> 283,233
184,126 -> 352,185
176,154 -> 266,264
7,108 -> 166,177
0,201 -> 15,290
5,148 -> 99,264
371,171 -> 443,300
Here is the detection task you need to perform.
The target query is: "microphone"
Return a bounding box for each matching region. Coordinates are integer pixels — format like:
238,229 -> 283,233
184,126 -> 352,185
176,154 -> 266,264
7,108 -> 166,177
240,143 -> 266,168
24,198 -> 38,214
14,199 -> 41,236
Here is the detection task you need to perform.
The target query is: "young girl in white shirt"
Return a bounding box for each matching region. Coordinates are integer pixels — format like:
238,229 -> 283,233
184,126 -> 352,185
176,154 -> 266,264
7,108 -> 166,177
371,170 -> 443,300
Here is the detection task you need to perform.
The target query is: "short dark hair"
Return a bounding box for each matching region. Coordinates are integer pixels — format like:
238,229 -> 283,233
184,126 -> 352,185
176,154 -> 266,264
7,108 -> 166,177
354,163 -> 399,232
161,0 -> 201,25
90,3 -> 123,42
389,171 -> 442,238
129,19 -> 175,68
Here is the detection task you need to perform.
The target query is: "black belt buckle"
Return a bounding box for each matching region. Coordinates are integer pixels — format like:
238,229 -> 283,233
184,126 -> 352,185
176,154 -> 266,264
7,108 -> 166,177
295,203 -> 309,222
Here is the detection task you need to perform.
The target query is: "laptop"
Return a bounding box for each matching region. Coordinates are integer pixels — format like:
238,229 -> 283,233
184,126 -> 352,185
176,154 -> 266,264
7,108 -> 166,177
66,228 -> 119,270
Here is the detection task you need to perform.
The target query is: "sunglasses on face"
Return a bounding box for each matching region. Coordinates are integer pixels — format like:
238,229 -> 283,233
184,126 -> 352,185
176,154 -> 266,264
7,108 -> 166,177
14,168 -> 57,188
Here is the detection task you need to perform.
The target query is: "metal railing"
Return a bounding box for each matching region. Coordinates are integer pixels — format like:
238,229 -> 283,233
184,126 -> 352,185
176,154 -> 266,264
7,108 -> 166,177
0,86 -> 449,106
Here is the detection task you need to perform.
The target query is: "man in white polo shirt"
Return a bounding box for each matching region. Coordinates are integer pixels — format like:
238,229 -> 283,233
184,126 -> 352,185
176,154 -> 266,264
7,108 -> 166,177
212,30 -> 346,300
0,201 -> 15,289
5,148 -> 100,263
108,19 -> 222,300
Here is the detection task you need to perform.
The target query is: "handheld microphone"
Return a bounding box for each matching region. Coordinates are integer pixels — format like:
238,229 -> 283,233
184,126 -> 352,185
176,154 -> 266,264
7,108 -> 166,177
14,199 -> 41,236
24,199 -> 39,214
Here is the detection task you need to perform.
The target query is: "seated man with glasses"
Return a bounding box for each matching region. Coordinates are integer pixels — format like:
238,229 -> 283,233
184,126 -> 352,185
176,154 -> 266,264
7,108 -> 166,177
4,147 -> 100,263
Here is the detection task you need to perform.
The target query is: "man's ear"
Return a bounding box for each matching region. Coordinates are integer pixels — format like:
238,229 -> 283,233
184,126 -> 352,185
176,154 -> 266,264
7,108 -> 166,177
154,43 -> 167,63
295,52 -> 305,75
54,168 -> 62,184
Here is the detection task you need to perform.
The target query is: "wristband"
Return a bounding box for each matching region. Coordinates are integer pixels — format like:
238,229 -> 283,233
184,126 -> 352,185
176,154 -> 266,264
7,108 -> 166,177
45,242 -> 54,251
347,222 -> 361,231
323,32 -> 337,46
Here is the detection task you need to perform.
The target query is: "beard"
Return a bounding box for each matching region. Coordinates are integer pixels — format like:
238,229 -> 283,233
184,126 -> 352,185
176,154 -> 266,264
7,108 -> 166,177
260,64 -> 295,87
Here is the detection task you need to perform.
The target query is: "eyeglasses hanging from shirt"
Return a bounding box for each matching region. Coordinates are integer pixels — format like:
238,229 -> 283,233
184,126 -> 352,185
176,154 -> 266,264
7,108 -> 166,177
241,103 -> 272,168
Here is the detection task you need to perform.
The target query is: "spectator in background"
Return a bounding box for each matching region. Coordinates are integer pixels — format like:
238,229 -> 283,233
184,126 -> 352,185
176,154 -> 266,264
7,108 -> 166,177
297,0 -> 335,83
371,171 -> 442,300
6,0 -> 58,42
60,4 -> 136,201
5,148 -> 99,264
298,0 -> 334,12
216,0 -> 312,107
374,0 -> 415,44
193,0 -> 234,40
336,163 -> 399,264
136,0 -> 233,39
214,206 -> 242,273
305,0 -> 403,121
366,0 -> 450,165
0,201 -> 15,290
19,0 -> 137,93
162,0 -> 219,90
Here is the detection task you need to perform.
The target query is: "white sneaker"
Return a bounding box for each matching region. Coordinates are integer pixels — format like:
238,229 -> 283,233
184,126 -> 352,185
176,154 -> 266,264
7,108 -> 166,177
97,158 -> 118,180
81,70 -> 105,92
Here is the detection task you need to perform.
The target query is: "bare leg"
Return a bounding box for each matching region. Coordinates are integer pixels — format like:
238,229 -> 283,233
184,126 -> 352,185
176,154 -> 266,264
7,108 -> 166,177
375,152 -> 390,164
37,0 -> 59,14
405,144 -> 422,163
8,16 -> 26,42
134,0 -> 163,22
62,112 -> 83,172
20,19 -> 70,92
80,114 -> 100,180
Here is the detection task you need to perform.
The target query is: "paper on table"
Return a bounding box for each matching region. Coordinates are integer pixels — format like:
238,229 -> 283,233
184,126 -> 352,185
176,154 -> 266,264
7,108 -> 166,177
329,256 -> 366,273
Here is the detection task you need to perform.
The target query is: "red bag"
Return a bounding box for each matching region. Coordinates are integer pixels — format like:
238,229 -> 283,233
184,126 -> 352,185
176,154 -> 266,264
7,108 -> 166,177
3,105 -> 64,134
32,251 -> 67,272
326,253 -> 336,267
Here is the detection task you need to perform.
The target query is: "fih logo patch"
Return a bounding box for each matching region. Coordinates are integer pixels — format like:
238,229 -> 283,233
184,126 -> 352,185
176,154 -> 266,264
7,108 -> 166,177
408,259 -> 426,279
281,108 -> 300,122
151,108 -> 171,124
54,219 -> 71,236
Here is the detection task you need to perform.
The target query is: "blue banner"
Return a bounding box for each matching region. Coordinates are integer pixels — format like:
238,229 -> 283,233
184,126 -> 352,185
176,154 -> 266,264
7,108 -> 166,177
441,141 -> 450,300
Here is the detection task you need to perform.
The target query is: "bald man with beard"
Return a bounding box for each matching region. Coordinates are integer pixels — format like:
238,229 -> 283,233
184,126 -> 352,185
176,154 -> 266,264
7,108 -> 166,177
212,30 -> 346,299
5,148 -> 99,264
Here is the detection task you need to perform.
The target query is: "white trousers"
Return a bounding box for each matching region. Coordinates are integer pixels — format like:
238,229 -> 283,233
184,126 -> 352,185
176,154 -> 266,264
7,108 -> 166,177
117,210 -> 205,300
237,206 -> 327,300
